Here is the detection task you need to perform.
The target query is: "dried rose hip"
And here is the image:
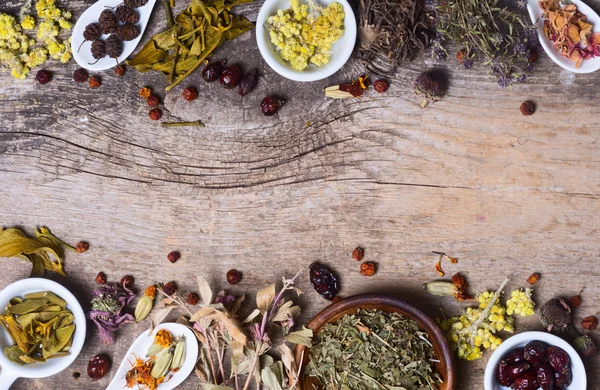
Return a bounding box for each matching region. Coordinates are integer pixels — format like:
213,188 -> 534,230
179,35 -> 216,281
309,263 -> 338,300
503,347 -> 526,365
524,340 -> 547,365
373,79 -> 389,93
220,65 -> 242,88
520,101 -> 535,116
73,68 -> 88,83
147,95 -> 159,108
202,59 -> 226,82
553,369 -> 572,389
149,108 -> 162,120
87,354 -> 110,380
76,241 -> 89,253
569,293 -> 582,308
162,281 -> 177,295
187,292 -> 199,305
352,247 -> 364,261
182,87 -> 198,102
511,371 -> 538,390
238,69 -> 258,96
114,64 -> 126,77
360,262 -> 376,276
261,96 -> 284,116
226,269 -> 242,285
582,316 -> 598,330
534,363 -> 554,390
36,70 -> 51,84
89,76 -> 101,89
167,251 -> 180,263
547,346 -> 570,373
121,275 -> 134,289
95,272 -> 106,284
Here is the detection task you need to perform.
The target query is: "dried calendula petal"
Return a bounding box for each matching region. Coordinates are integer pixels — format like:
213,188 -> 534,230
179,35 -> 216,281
433,251 -> 458,277
139,87 -> 152,99
134,285 -> 156,322
527,272 -> 541,285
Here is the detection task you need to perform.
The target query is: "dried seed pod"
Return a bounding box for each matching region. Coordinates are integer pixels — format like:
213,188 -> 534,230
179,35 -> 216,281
115,5 -> 139,24
573,335 -> 598,359
89,40 -> 106,64
99,9 -> 118,35
186,293 -> 199,305
105,35 -> 122,64
414,71 -> 445,108
540,298 -> 571,332
124,0 -> 149,8
116,23 -> 140,41
78,22 -> 101,52
226,269 -> 242,285
167,251 -> 180,264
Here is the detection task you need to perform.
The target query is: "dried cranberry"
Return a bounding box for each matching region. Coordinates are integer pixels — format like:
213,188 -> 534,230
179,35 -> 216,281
202,59 -> 226,82
167,251 -> 180,263
120,275 -> 134,289
534,363 -> 554,390
373,79 -> 389,93
114,64 -> 126,77
73,68 -> 88,83
220,65 -> 242,88
226,269 -> 242,285
238,69 -> 258,96
147,95 -> 159,108
582,315 -> 598,330
503,347 -> 526,365
309,263 -> 338,300
87,354 -> 110,380
182,87 -> 198,102
510,371 -> 538,390
89,76 -> 101,89
36,70 -> 52,84
162,281 -> 177,295
524,340 -> 547,365
520,101 -> 535,116
149,108 -> 162,120
547,346 -> 570,373
553,369 -> 572,389
352,247 -> 364,261
260,96 -> 284,116
187,292 -> 199,305
76,241 -> 89,253
95,272 -> 106,284
497,361 -> 513,387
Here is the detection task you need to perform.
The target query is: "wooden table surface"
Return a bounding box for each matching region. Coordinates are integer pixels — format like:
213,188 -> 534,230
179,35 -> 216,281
1,0 -> 599,389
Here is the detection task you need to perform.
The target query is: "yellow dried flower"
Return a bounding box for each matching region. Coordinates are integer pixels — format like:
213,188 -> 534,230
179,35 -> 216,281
144,285 -> 156,298
21,15 -> 35,30
154,329 -> 173,348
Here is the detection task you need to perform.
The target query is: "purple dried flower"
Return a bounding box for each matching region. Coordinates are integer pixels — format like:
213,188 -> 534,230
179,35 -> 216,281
497,75 -> 511,88
414,71 -> 446,108
514,42 -> 528,56
88,283 -> 135,344
515,74 -> 527,83
434,47 -> 447,61
517,0 -> 527,9
463,59 -> 474,69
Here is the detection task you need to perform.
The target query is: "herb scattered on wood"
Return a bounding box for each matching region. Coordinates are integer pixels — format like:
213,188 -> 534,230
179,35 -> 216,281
432,0 -> 538,88
1,291 -> 75,364
432,251 -> 458,277
425,272 -> 472,301
356,0 -> 434,74
88,281 -> 135,344
127,0 -> 255,91
307,308 -> 443,390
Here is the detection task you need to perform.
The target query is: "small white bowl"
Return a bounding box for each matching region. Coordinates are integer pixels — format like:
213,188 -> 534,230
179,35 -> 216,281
256,0 -> 357,82
0,278 -> 86,390
484,331 -> 586,390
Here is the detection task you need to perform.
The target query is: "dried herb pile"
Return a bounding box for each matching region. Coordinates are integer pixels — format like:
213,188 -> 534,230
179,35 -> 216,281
307,309 -> 442,390
128,0 -> 254,91
432,0 -> 537,88
356,0 -> 434,73
1,291 -> 75,364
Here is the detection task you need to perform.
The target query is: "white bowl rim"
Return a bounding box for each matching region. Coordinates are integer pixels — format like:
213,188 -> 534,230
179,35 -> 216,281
255,0 -> 358,82
483,331 -> 587,390
0,278 -> 86,380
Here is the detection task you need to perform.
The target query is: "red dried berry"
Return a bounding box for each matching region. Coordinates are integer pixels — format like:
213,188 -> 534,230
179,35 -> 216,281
260,96 -> 284,116
202,59 -> 226,82
95,272 -> 106,284
520,101 -> 535,116
582,316 -> 598,331
373,79 -> 389,93
569,293 -> 582,308
187,292 -> 200,305
88,354 -> 110,380
238,69 -> 258,96
360,262 -> 376,276
220,65 -> 242,88
162,281 -> 177,295
547,345 -> 570,373
76,241 -> 89,253
114,64 -> 126,77
149,108 -> 162,120
528,48 -> 538,63
352,247 -> 364,261
121,275 -> 134,289
167,251 -> 180,263
524,340 -> 547,365
89,76 -> 101,89
182,87 -> 198,102
226,269 -> 242,285
36,70 -> 52,84
147,95 -> 159,107
73,68 -> 88,83
309,263 -> 338,300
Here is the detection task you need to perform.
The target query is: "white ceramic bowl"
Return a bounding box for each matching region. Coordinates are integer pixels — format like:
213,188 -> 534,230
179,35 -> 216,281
256,0 -> 357,82
484,331 -> 586,390
0,278 -> 86,390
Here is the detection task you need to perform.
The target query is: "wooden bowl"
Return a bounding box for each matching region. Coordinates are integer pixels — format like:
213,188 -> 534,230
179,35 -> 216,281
294,293 -> 456,390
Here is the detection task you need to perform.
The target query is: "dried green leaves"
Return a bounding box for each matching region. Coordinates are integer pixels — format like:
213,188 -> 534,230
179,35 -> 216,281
1,291 -> 75,365
0,226 -> 81,277
128,0 -> 254,90
307,309 -> 443,390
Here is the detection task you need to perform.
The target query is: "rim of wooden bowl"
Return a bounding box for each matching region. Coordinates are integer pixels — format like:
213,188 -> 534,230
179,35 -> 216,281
293,293 -> 456,390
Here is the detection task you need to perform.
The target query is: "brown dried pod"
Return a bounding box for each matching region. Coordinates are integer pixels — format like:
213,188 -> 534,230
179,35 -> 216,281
167,251 -> 180,263
570,290 -> 583,308
116,23 -> 140,42
115,5 -> 139,24
79,22 -> 101,52
574,335 -> 598,359
105,35 -> 122,60
124,0 -> 149,8
162,281 -> 177,295
89,40 -> 106,64
121,275 -> 134,289
540,298 -> 571,332
99,9 -> 118,35
582,316 -> 598,331
238,69 -> 258,96
373,79 -> 389,93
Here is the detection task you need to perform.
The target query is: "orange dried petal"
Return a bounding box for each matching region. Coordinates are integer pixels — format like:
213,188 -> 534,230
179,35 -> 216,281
527,272 -> 541,285
435,259 -> 444,277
